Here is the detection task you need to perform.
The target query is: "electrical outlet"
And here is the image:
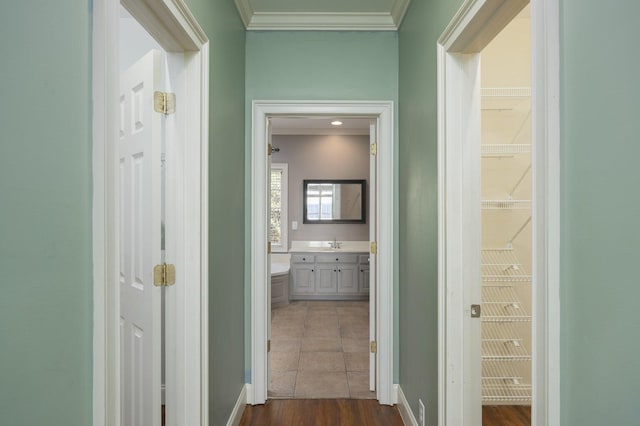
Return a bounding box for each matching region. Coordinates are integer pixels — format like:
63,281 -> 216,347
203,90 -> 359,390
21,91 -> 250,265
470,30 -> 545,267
418,399 -> 425,426
291,221 -> 298,230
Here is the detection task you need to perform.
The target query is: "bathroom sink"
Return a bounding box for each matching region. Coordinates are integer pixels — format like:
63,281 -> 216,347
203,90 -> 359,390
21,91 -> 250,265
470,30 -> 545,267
291,246 -> 345,252
289,241 -> 371,253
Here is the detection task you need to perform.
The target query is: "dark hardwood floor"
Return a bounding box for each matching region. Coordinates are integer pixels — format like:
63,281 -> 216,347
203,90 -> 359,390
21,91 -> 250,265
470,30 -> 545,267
482,405 -> 531,426
239,400 -> 530,426
239,399 -> 404,426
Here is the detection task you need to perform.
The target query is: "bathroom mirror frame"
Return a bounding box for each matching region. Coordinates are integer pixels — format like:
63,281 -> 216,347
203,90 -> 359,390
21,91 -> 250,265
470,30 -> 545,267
303,179 -> 367,224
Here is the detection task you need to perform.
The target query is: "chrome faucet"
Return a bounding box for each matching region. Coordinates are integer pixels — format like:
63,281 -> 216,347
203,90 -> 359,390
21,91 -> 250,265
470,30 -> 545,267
329,238 -> 342,249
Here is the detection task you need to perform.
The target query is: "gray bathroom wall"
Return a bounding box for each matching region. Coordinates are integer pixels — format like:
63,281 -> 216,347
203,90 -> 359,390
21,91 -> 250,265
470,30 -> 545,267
272,134 -> 370,247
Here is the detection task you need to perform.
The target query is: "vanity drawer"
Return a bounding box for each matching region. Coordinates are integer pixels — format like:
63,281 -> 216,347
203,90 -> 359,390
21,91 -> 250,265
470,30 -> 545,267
291,254 -> 315,264
316,254 -> 358,264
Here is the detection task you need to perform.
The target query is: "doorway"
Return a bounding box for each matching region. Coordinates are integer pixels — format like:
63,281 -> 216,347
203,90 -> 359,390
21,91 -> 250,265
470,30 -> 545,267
437,0 -> 560,424
92,0 -> 209,424
267,117 -> 375,399
118,15 -> 167,422
479,7 -> 532,422
250,101 -> 395,406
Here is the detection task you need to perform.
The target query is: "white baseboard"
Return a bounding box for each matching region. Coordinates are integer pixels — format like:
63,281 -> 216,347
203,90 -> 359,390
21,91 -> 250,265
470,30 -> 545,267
226,384 -> 249,426
396,385 -> 419,426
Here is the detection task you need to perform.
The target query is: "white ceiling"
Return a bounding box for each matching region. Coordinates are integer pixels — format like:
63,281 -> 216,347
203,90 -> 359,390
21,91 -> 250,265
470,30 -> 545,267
235,0 -> 411,31
270,117 -> 371,136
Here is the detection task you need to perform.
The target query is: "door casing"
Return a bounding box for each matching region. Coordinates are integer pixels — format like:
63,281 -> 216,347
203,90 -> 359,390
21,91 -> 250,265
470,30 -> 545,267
92,0 -> 210,424
436,0 -> 560,425
250,100 -> 395,405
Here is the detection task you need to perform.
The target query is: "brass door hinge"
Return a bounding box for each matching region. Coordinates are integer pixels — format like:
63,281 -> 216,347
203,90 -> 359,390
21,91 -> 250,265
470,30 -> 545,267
268,241 -> 272,254
370,341 -> 377,354
370,143 -> 377,156
154,91 -> 176,115
268,144 -> 273,156
267,340 -> 271,353
153,263 -> 176,287
370,241 -> 377,254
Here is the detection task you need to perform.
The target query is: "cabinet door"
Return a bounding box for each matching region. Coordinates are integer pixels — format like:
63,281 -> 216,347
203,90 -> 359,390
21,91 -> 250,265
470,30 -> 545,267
359,266 -> 370,293
292,265 -> 315,294
316,264 -> 338,293
338,264 -> 359,294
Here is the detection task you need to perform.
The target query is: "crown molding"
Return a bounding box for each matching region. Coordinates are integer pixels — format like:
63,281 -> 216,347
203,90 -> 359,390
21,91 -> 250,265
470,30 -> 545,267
248,12 -> 397,31
234,0 -> 411,31
390,0 -> 411,29
234,0 -> 253,28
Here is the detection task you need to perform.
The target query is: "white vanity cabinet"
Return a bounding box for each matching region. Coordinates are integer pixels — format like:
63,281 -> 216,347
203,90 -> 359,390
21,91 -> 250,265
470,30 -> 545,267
290,252 -> 369,300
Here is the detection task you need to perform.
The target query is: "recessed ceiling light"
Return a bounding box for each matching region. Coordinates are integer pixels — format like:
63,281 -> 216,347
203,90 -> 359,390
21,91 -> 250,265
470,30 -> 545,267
331,120 -> 343,126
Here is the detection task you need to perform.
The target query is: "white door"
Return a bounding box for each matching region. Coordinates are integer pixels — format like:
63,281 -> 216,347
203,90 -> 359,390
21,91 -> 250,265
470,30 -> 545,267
369,119 -> 377,392
119,49 -> 163,426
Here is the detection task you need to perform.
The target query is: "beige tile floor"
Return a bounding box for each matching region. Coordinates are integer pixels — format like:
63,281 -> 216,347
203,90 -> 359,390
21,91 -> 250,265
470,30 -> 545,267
269,300 -> 375,399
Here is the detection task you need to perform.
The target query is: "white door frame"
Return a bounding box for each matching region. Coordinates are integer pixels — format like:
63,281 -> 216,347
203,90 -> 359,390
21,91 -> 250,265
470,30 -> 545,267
92,1 -> 209,425
250,100 -> 395,405
437,0 -> 559,425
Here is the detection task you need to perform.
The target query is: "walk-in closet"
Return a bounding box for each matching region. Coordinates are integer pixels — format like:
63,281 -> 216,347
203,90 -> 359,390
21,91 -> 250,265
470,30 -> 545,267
480,6 -> 532,407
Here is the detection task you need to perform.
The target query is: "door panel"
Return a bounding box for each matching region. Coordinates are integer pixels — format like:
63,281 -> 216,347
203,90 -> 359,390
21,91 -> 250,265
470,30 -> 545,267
337,265 -> 358,293
316,265 -> 337,293
119,49 -> 163,426
359,267 -> 370,293
293,266 -> 315,294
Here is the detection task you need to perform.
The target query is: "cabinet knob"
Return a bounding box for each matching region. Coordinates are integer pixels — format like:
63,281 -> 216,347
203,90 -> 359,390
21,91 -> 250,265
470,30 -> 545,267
360,269 -> 364,272
336,258 -> 339,261
311,269 -> 314,272
303,257 -> 306,261
338,269 -> 341,272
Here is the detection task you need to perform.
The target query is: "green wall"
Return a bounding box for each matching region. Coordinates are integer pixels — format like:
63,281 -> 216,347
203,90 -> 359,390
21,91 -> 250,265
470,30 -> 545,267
398,0 -> 464,423
244,31 -> 399,380
398,0 -> 640,424
0,1 -> 92,425
560,0 -> 640,423
185,0 -> 247,424
0,0 -> 245,424
245,31 -> 398,101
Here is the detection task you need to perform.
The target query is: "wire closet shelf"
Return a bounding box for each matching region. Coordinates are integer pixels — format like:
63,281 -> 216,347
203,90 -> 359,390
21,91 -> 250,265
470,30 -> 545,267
482,359 -> 532,403
481,249 -> 531,283
481,249 -> 532,402
480,85 -> 533,404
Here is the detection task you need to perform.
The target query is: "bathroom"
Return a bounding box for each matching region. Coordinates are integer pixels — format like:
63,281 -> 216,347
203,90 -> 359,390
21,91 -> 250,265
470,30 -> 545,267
268,117 -> 374,399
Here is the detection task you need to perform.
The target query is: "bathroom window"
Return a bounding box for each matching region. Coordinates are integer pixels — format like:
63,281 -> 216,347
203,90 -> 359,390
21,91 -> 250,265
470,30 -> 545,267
306,183 -> 335,220
270,163 -> 288,252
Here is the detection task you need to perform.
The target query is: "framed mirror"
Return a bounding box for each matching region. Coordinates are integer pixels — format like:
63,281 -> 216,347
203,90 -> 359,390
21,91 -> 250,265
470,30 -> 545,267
303,179 -> 366,224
